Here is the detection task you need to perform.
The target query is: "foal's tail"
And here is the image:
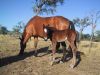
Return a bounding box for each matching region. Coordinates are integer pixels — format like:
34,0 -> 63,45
69,21 -> 75,31
74,37 -> 77,49
75,31 -> 81,49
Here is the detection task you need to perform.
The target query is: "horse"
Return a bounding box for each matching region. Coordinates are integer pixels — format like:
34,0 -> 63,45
43,25 -> 77,68
19,16 -> 75,56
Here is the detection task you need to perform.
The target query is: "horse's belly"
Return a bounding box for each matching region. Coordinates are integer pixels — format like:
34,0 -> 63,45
57,37 -> 67,42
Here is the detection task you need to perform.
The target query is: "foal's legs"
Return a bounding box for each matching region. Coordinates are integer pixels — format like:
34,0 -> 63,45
34,37 -> 38,56
19,33 -> 32,55
65,40 -> 77,68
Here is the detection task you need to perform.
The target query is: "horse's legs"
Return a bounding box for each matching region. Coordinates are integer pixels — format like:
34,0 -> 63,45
69,42 -> 77,68
34,37 -> 38,56
50,42 -> 57,65
56,42 -> 60,50
56,42 -> 66,50
60,45 -> 66,63
19,33 -> 31,55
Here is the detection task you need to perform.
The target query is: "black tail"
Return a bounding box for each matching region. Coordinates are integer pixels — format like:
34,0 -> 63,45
70,21 -> 75,31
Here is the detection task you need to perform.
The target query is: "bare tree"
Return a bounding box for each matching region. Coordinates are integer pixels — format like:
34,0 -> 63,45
12,21 -> 25,38
89,10 -> 100,51
32,0 -> 64,15
73,17 -> 90,41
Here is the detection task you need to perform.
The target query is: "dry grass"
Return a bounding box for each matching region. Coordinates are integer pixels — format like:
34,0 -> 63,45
0,35 -> 100,75
78,41 -> 100,56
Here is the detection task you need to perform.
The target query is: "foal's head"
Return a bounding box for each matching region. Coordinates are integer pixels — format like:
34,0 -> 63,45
43,24 -> 53,41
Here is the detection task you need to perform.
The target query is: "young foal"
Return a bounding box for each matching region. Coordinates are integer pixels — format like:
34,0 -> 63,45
43,25 -> 77,68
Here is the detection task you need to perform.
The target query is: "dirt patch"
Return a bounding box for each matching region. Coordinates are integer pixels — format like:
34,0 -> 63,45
0,37 -> 100,75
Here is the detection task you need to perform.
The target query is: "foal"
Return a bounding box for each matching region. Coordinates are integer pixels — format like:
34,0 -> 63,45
43,25 -> 77,68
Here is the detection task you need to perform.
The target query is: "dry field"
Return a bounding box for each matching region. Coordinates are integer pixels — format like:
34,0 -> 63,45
0,35 -> 100,75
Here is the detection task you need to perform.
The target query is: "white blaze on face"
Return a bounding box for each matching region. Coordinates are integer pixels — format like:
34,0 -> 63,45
44,28 -> 48,41
44,28 -> 47,33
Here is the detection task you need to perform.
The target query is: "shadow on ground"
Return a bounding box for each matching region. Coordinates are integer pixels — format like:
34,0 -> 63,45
0,46 -> 49,67
0,46 -> 83,68
52,49 -> 83,68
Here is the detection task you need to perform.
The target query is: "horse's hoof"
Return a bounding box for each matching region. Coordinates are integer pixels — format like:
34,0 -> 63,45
69,64 -> 74,69
66,57 -> 70,61
34,54 -> 38,57
18,52 -> 24,56
34,53 -> 38,57
59,61 -> 64,64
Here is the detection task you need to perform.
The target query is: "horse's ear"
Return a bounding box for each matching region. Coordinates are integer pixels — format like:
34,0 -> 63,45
43,24 -> 45,27
43,24 -> 45,28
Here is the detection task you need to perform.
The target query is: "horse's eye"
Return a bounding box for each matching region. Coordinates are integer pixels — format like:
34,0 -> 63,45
44,28 -> 47,33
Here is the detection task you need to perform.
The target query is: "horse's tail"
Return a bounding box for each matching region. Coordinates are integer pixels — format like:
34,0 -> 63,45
69,21 -> 75,31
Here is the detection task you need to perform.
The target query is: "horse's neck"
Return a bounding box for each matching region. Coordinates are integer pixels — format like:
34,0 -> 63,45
47,29 -> 53,38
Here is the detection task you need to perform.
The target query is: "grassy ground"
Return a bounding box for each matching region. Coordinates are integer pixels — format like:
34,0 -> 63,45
0,35 -> 100,75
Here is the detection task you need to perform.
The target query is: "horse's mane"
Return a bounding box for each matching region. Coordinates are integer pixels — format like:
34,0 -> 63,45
47,26 -> 57,31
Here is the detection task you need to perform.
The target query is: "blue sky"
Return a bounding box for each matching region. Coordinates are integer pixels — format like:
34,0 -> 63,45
0,0 -> 100,34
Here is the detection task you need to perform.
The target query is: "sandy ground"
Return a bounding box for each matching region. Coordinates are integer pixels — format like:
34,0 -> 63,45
0,37 -> 100,75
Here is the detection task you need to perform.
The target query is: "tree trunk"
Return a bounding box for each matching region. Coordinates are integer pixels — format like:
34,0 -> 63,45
89,24 -> 95,53
79,28 -> 83,41
78,28 -> 83,48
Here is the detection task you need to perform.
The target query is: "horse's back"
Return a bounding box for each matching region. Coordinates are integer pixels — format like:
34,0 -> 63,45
27,15 -> 70,27
24,16 -> 74,37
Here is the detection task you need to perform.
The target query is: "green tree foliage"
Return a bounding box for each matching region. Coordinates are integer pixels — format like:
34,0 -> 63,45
32,0 -> 64,15
94,30 -> 100,42
0,25 -> 8,34
83,34 -> 91,40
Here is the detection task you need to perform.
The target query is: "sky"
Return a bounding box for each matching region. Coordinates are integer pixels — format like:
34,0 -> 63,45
0,0 -> 100,34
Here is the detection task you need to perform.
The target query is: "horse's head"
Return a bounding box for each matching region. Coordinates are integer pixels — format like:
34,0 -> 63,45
43,24 -> 53,41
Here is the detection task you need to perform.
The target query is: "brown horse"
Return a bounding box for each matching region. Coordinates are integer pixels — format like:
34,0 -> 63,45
43,25 -> 77,68
19,16 -> 75,56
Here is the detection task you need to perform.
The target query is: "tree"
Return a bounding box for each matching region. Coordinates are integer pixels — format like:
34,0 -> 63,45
94,30 -> 100,42
0,25 -> 8,34
89,10 -> 100,49
83,34 -> 91,40
32,0 -> 64,15
73,17 -> 90,41
12,21 -> 25,38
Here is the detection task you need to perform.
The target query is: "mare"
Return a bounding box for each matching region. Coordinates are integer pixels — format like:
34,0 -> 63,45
19,16 -> 75,56
43,25 -> 77,68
